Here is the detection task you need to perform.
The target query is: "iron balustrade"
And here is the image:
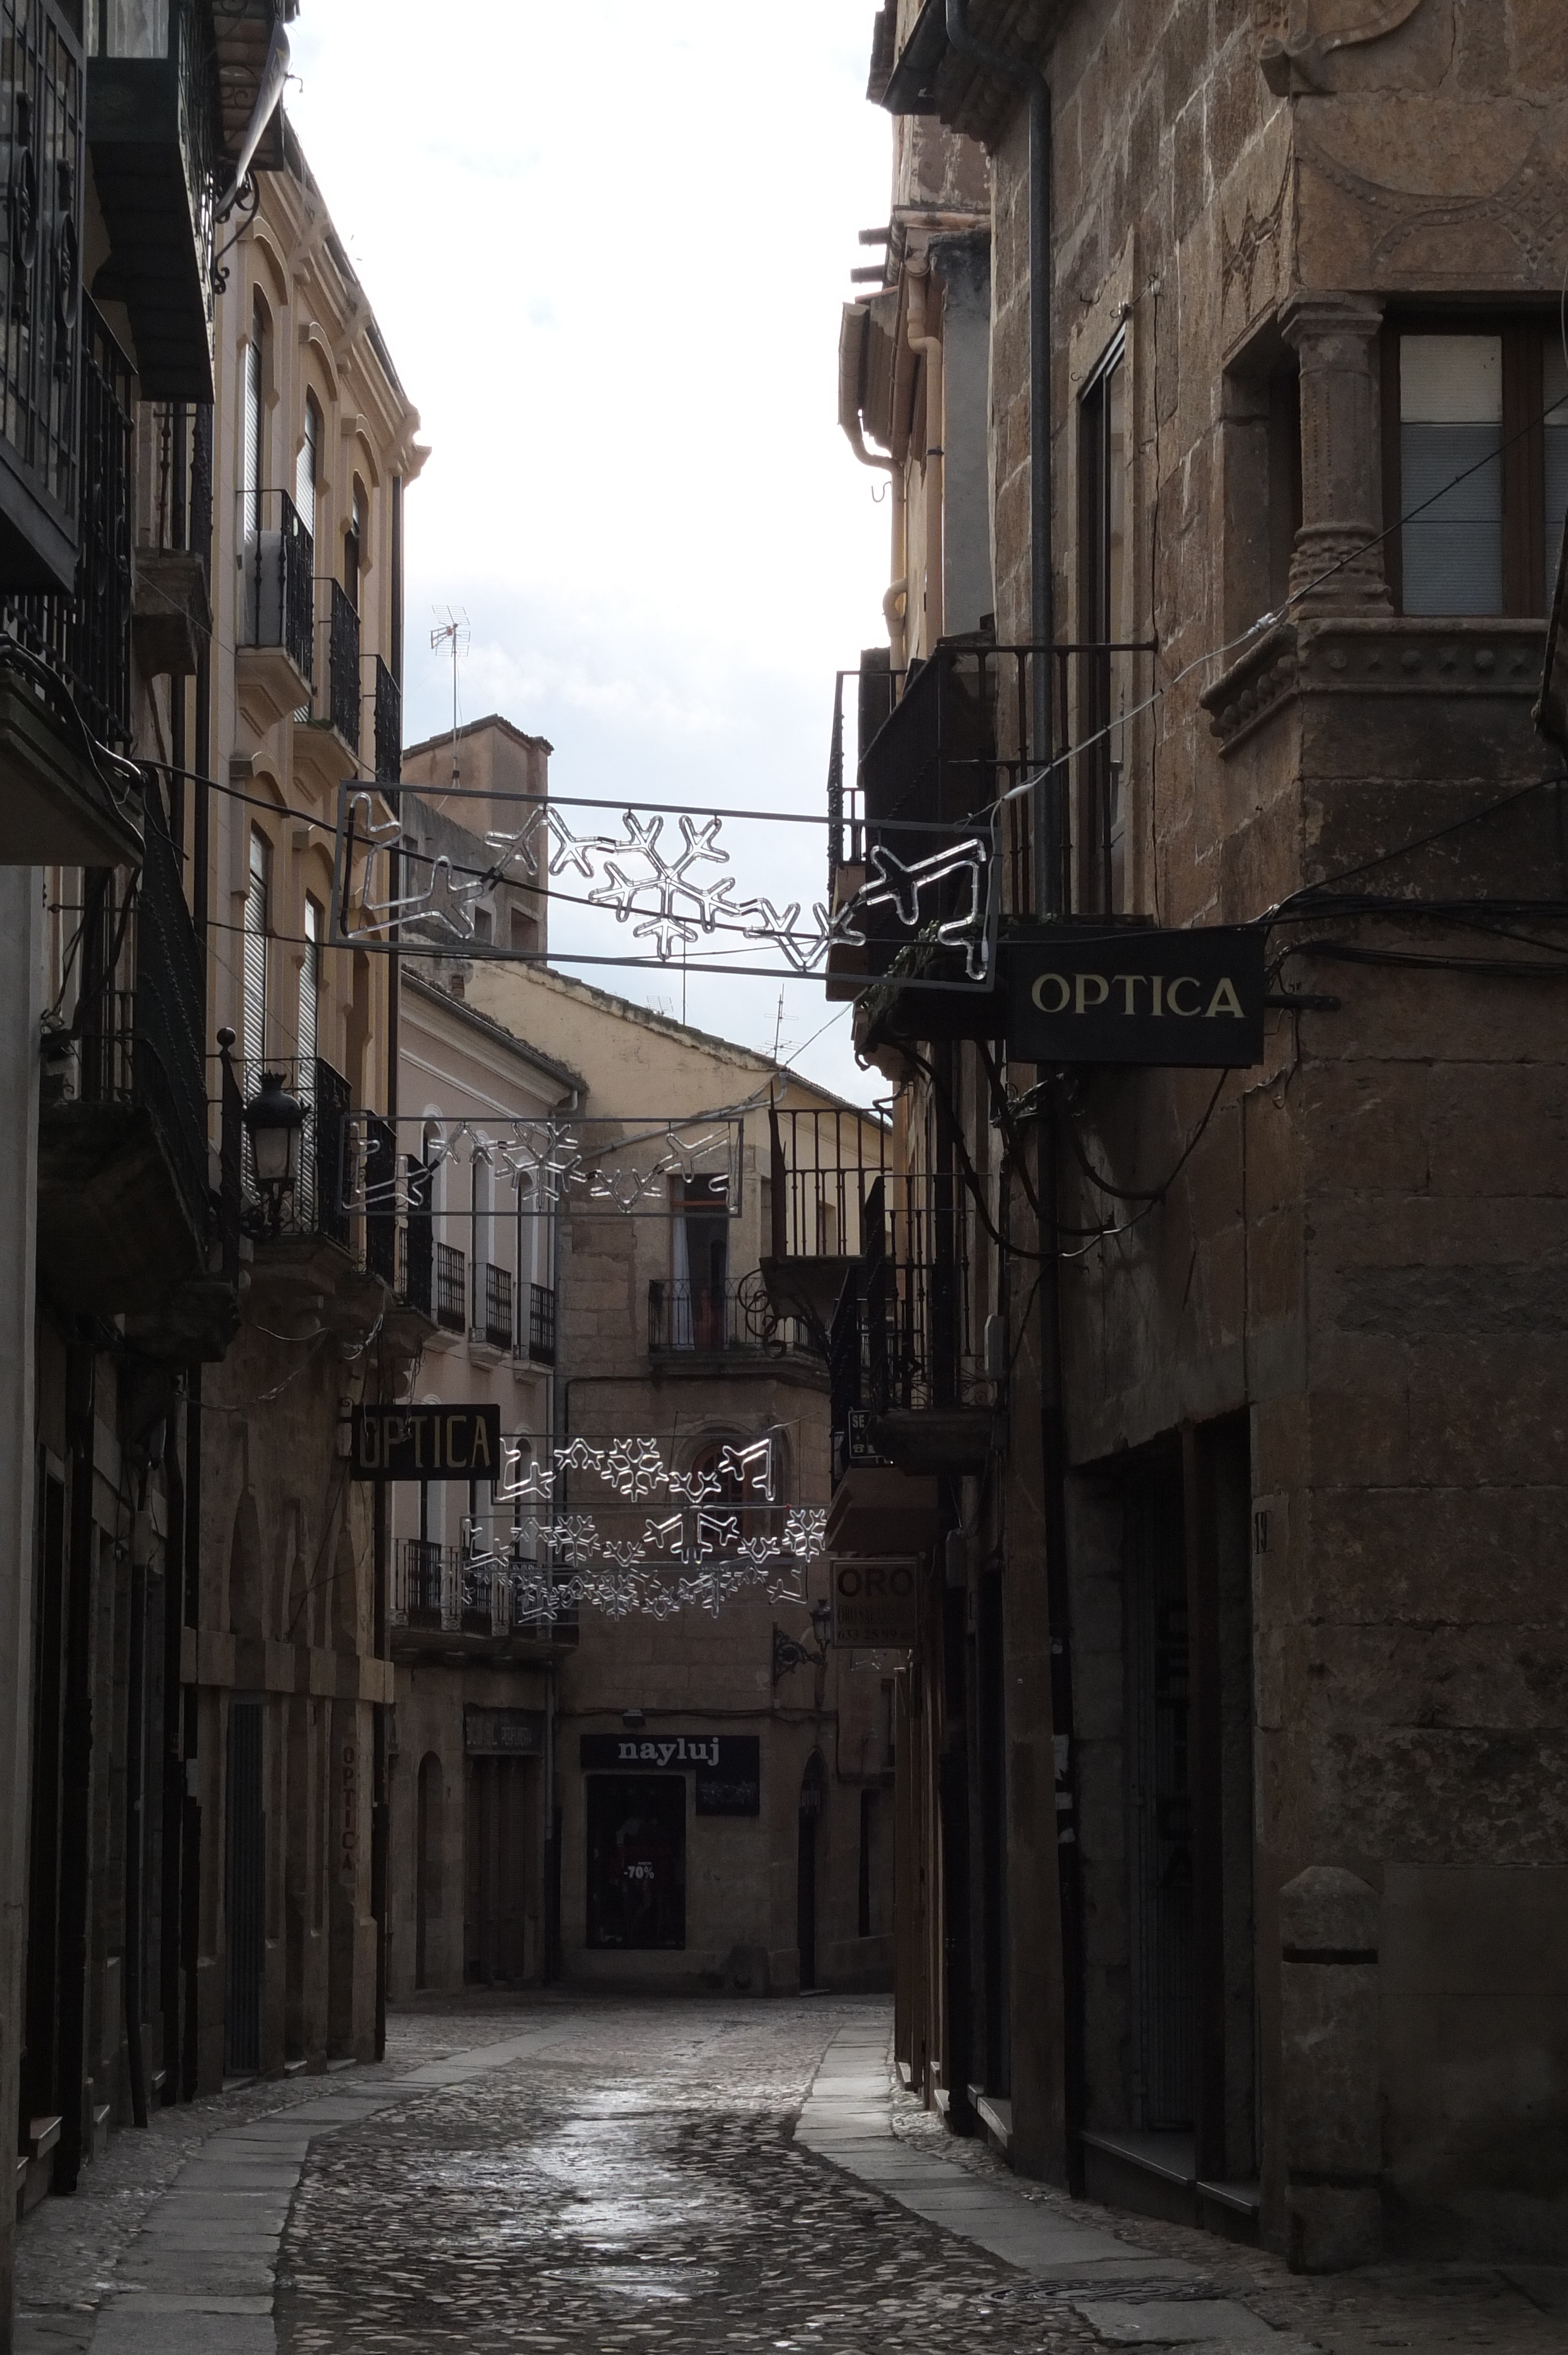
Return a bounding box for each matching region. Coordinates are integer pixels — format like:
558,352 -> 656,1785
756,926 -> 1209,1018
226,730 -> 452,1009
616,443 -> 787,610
480,1262 -> 513,1349
57,778 -> 208,1241
140,397 -> 212,562
648,1276 -> 809,1358
0,0 -> 86,585
325,577 -> 358,749
434,1240 -> 466,1332
767,1103 -> 890,1263
524,1281 -> 556,1366
218,1050 -> 353,1248
828,1176 -> 983,1462
373,654 -> 400,782
3,297 -> 133,744
240,486 -> 313,683
827,638 -> 1158,928
401,1540 -> 450,1627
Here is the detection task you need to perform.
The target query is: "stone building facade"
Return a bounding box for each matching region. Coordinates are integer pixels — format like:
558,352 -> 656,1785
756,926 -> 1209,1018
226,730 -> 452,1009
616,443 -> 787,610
376,730 -> 896,2001
832,0 -> 1568,2269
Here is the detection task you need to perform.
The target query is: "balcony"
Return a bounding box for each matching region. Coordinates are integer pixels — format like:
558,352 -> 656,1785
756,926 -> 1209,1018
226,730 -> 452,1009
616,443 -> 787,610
325,578 -> 358,751
88,0 -> 220,399
132,399 -> 211,677
391,1539 -> 579,1650
434,1240 -> 467,1332
521,1281 -> 556,1368
828,1177 -> 991,1480
477,1262 -> 512,1350
0,0 -> 86,596
37,777 -> 227,1351
373,654 -> 400,782
237,486 -> 313,725
647,1276 -> 814,1364
762,1102 -> 889,1338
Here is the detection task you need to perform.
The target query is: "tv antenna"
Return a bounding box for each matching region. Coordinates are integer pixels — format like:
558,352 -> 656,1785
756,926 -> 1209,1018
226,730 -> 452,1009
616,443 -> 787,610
430,608 -> 469,794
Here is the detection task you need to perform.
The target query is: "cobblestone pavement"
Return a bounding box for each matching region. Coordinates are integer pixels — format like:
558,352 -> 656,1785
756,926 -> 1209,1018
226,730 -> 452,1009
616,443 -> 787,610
16,1993 -> 1568,2353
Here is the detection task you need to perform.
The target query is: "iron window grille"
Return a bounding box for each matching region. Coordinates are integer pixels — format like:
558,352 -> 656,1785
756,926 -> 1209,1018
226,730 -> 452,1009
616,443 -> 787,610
434,1239 -> 466,1332
525,1281 -> 556,1365
0,0 -> 86,581
325,574 -> 358,748
373,652 -> 400,782
241,485 -> 313,682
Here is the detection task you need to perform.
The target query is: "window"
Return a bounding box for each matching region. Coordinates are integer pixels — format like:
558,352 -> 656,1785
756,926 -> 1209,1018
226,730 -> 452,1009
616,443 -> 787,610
243,297 -> 265,530
1387,322 -> 1568,616
344,483 -> 366,612
298,895 -> 321,1070
509,906 -> 537,956
1078,338 -> 1133,914
670,1176 -> 728,1348
243,829 -> 270,1066
88,1 -> 170,55
295,393 -> 321,540
471,905 -> 493,946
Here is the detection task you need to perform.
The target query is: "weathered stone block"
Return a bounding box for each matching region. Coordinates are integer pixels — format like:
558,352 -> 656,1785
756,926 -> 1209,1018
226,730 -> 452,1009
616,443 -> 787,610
1280,1866 -> 1382,2271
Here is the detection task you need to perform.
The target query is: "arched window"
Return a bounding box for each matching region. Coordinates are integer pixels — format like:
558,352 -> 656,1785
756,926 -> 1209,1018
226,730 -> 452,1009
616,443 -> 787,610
243,293 -> 266,529
344,480 -> 367,611
295,390 -> 321,540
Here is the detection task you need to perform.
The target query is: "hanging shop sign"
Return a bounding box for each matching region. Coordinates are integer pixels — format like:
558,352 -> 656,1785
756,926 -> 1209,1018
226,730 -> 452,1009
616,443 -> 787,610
580,1732 -> 760,1816
464,1706 -> 546,1757
1006,926 -> 1265,1067
829,1556 -> 919,1650
350,1404 -> 503,1481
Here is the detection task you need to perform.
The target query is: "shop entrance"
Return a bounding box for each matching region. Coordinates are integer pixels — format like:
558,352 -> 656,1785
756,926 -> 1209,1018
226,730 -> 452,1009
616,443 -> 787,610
585,1774 -> 685,1949
466,1754 -> 539,1983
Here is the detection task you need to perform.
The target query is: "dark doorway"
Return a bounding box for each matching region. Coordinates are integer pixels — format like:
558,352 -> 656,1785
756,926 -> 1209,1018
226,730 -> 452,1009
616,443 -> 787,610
224,1700 -> 264,2077
466,1754 -> 538,1982
798,1752 -> 825,1989
1125,1457 -> 1192,2130
585,1776 -> 685,1949
415,1752 -> 441,1989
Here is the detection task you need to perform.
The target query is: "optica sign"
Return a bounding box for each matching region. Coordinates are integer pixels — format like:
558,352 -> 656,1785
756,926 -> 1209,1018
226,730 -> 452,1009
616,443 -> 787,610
1006,924 -> 1265,1066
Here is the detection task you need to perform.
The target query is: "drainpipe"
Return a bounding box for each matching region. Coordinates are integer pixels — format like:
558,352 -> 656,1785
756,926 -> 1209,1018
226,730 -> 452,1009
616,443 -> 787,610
944,0 -> 1055,909
844,386 -> 908,672
906,260 -> 945,651
944,0 -> 1083,2200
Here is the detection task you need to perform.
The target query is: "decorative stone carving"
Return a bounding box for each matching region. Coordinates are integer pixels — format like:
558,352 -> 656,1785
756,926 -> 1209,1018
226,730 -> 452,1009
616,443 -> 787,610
1298,124 -> 1568,287
1261,0 -> 1430,93
1280,294 -> 1389,613
1221,168 -> 1290,324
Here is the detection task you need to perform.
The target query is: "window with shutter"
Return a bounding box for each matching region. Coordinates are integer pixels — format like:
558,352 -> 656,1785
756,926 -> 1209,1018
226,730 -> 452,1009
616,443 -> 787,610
244,829 -> 270,1067
298,894 -> 321,1071
296,394 -> 320,541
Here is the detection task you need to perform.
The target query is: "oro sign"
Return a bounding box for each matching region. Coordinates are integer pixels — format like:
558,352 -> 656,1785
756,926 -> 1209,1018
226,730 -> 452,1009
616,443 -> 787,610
830,1557 -> 919,1649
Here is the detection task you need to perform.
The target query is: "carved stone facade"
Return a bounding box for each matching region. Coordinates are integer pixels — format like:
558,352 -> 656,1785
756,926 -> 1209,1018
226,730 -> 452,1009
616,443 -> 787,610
843,0 -> 1568,2269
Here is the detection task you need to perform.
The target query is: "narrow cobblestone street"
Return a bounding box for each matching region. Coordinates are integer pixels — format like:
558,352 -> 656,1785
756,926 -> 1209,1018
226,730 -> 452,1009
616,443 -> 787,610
14,1996 -> 1568,2354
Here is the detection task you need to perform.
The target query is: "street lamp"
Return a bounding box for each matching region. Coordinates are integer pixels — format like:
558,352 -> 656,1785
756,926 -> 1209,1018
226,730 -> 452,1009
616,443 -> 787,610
242,1069 -> 305,1235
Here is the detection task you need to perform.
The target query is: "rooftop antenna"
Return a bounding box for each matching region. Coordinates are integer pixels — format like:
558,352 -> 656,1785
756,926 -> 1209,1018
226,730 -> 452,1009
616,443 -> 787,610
772,985 -> 785,1069
430,608 -> 469,797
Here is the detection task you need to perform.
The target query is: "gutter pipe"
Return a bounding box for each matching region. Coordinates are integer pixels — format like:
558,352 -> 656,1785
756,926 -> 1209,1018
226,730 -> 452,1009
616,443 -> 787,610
942,0 -> 1084,2204
906,258 -> 945,649
943,0 -> 1056,913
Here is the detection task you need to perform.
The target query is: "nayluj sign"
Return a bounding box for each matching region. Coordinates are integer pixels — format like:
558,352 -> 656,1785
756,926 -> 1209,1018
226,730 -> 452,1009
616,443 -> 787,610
580,1732 -> 760,1817
830,1557 -> 919,1649
350,1404 -> 503,1481
1006,925 -> 1265,1067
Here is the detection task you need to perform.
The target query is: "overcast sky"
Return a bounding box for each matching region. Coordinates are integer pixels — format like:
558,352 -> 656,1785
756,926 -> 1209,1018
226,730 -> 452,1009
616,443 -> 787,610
286,1 -> 895,1104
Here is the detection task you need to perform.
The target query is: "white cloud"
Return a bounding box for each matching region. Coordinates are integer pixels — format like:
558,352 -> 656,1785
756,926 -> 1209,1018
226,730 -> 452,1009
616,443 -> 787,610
286,0 -> 894,1100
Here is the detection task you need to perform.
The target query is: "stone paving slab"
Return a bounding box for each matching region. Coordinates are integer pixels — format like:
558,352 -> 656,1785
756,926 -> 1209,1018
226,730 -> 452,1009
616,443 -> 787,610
1067,2297 -> 1303,2344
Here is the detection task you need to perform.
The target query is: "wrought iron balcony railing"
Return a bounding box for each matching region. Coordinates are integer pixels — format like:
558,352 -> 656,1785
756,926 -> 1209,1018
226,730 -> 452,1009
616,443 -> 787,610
434,1239 -> 466,1332
522,1281 -> 556,1367
828,1176 -> 985,1471
240,486 -> 313,683
325,578 -> 358,749
648,1276 -> 810,1359
2,298 -> 134,745
767,1103 -> 890,1263
392,1540 -> 576,1640
479,1261 -> 513,1349
0,0 -> 87,593
373,654 -> 400,783
44,775 -> 208,1242
139,398 -> 212,564
401,1538 -> 450,1627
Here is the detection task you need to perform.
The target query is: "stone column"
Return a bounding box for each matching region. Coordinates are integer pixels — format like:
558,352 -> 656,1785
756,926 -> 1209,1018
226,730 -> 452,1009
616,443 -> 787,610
1280,1865 -> 1383,2271
1281,295 -> 1390,613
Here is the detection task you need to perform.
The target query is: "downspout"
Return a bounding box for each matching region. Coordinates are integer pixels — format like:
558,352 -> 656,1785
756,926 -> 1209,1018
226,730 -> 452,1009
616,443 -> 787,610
944,0 -> 1083,2202
843,387 -> 907,671
906,260 -> 945,651
944,0 -> 1054,909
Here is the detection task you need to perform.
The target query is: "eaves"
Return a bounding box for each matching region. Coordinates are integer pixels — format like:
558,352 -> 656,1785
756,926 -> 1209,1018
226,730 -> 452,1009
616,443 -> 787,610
881,0 -> 1062,149
401,970 -> 584,1103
